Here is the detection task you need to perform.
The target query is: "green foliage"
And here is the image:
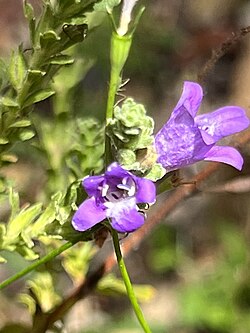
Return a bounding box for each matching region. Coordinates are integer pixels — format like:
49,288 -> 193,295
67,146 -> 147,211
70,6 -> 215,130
178,222 -> 250,332
0,182 -> 94,263
0,0 -> 103,170
97,273 -> 156,302
62,242 -> 97,284
19,272 -> 62,314
94,0 -> 121,12
111,98 -> 154,150
35,116 -> 104,195
109,97 -> 166,180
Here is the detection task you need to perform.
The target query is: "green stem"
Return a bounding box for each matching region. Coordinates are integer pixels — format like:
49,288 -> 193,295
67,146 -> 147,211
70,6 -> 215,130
111,228 -> 152,333
106,68 -> 120,123
0,241 -> 75,290
105,66 -> 119,167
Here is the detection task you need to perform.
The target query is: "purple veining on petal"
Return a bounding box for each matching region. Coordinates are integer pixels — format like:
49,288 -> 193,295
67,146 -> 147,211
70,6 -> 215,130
72,163 -> 156,233
155,106 -> 210,170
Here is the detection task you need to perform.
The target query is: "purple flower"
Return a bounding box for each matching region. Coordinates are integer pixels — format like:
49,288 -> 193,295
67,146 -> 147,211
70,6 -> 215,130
155,81 -> 249,171
72,163 -> 156,233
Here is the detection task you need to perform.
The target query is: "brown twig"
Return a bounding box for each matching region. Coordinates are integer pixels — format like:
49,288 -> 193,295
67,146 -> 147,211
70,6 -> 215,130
42,129 -> 250,331
198,25 -> 250,84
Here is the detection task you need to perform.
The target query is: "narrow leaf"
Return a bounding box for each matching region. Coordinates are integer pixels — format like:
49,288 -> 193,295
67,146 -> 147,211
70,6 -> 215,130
8,47 -> 27,91
23,0 -> 36,46
30,202 -> 56,236
9,188 -> 20,220
6,203 -> 42,242
49,54 -> 75,65
23,0 -> 35,21
0,138 -> 9,145
9,119 -> 31,128
0,154 -> 18,163
23,89 -> 55,107
40,30 -> 60,49
19,130 -> 35,141
1,97 -> 19,107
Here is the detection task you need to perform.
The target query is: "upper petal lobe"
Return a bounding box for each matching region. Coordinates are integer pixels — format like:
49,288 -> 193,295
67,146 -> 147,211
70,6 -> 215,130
83,175 -> 104,197
173,81 -> 203,118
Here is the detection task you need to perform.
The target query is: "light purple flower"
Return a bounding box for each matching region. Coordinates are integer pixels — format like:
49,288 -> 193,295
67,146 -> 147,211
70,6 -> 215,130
155,81 -> 249,171
72,163 -> 156,233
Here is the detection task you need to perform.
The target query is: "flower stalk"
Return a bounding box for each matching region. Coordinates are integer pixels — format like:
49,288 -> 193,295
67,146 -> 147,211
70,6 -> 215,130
111,228 -> 152,333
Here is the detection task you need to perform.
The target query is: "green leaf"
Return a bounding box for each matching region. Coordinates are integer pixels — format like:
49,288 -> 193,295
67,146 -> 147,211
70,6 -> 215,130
24,272 -> 62,313
0,57 -> 8,89
40,30 -> 61,49
97,274 -> 156,302
23,89 -> 55,107
145,163 -> 167,182
27,69 -> 46,79
5,203 -> 42,244
8,187 -> 20,221
9,119 -> 31,128
23,0 -> 36,46
0,138 -> 9,145
8,47 -> 27,91
16,245 -> 39,261
1,97 -> 19,108
19,130 -> 35,141
18,293 -> 36,315
62,242 -> 96,284
23,0 -> 35,21
111,98 -> 154,151
0,223 -> 7,249
27,201 -> 56,237
0,255 -> 7,263
0,154 -> 18,163
48,54 -> 75,65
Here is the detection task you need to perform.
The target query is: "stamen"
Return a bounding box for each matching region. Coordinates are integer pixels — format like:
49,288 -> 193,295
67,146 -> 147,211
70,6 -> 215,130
101,183 -> 109,197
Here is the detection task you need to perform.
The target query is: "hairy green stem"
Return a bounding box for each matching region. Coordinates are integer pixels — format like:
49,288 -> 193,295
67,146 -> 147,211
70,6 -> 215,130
111,228 -> 152,333
0,241 -> 75,290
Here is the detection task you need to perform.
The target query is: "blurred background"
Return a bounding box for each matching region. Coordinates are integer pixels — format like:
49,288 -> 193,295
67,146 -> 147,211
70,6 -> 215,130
0,0 -> 250,332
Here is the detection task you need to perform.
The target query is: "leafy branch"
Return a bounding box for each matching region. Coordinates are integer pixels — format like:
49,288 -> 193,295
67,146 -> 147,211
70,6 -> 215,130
0,0 -> 103,168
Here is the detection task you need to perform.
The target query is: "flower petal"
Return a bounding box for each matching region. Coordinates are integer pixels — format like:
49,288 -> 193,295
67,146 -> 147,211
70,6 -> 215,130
105,162 -> 131,183
72,197 -> 106,231
107,198 -> 144,232
111,207 -> 145,233
135,177 -> 156,204
173,81 -> 203,118
195,106 -> 250,144
83,175 -> 104,197
155,106 -> 208,170
204,146 -> 244,170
